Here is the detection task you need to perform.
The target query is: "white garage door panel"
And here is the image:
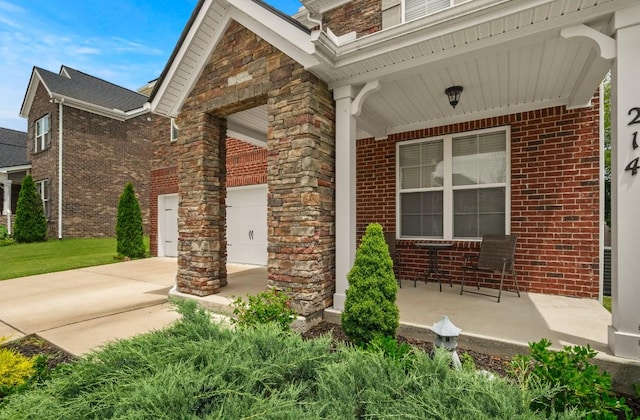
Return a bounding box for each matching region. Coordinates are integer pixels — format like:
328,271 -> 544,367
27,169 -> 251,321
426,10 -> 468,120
159,194 -> 178,257
227,185 -> 267,265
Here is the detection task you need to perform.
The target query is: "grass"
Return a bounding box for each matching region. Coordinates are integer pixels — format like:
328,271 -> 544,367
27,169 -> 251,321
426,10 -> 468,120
603,296 -> 612,312
0,237 -> 149,281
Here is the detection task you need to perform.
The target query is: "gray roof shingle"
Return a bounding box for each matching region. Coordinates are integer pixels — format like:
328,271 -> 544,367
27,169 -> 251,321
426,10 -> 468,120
0,127 -> 28,168
36,66 -> 148,112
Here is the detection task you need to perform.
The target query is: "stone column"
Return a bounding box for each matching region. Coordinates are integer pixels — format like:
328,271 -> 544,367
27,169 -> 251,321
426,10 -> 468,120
176,111 -> 227,296
267,61 -> 335,316
608,5 -> 640,360
332,86 -> 356,311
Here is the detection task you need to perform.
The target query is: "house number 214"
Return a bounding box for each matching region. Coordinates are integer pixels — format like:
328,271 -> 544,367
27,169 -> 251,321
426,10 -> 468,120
625,107 -> 640,175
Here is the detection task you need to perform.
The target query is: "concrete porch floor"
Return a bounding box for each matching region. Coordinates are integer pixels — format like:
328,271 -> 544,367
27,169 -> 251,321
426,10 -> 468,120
175,264 -> 640,391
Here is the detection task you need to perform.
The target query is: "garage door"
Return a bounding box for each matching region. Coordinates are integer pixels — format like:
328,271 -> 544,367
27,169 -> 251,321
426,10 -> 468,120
158,194 -> 178,257
227,185 -> 267,265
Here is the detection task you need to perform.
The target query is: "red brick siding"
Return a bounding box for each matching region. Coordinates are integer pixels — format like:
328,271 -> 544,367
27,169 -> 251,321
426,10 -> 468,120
357,98 -> 600,298
323,0 -> 382,37
28,84 -> 59,237
226,138 -> 267,187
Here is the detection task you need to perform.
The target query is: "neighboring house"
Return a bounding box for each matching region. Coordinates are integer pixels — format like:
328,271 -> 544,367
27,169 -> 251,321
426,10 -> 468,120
0,127 -> 30,232
149,0 -> 640,359
19,66 -> 152,239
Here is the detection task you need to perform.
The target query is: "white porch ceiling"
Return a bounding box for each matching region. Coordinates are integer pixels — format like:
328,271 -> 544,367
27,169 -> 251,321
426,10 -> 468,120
308,0 -> 629,138
152,0 -> 636,141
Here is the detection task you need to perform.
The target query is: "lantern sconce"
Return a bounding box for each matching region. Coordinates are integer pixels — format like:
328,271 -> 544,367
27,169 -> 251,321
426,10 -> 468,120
445,85 -> 463,109
430,315 -> 462,369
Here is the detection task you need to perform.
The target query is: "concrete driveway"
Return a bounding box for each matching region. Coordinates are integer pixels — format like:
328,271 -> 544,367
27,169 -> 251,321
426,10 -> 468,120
0,258 -> 180,355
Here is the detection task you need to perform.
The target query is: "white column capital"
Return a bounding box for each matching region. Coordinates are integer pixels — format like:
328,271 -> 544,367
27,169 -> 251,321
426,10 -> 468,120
333,85 -> 356,101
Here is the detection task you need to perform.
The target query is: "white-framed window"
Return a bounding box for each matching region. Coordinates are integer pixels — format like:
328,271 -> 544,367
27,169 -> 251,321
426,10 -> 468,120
34,114 -> 51,153
36,179 -> 50,219
170,118 -> 179,142
397,127 -> 510,240
403,0 -> 452,22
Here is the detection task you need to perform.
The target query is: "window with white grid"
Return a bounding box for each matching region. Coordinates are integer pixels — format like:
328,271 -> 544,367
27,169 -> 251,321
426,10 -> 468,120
397,127 -> 510,239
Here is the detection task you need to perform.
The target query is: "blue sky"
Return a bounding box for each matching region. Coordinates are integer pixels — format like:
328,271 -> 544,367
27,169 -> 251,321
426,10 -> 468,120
0,0 -> 302,132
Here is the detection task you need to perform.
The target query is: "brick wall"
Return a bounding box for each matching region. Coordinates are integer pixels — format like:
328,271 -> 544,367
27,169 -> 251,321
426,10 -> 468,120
226,139 -> 267,187
323,0 -> 382,37
27,83 -> 152,239
28,84 -> 59,237
357,98 -> 601,298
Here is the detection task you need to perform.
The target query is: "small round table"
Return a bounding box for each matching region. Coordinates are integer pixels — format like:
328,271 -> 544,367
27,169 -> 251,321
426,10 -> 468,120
415,242 -> 454,291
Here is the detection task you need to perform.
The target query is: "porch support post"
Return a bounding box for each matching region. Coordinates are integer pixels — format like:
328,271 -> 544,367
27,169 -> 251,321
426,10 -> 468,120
333,85 -> 356,310
176,111 -> 227,296
608,5 -> 640,360
2,179 -> 11,235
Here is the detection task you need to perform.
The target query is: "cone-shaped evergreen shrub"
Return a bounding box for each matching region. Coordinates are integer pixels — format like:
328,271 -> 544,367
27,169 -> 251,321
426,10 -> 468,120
341,223 -> 399,346
13,175 -> 47,243
116,183 -> 145,258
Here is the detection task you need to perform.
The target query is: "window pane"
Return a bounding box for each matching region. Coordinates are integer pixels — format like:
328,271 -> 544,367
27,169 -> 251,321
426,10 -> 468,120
400,191 -> 442,237
401,167 -> 421,189
427,0 -> 450,14
401,192 -> 421,213
405,0 -> 425,21
453,187 -> 505,238
421,140 -> 443,188
453,132 -> 506,186
399,140 -> 443,189
399,143 -> 420,167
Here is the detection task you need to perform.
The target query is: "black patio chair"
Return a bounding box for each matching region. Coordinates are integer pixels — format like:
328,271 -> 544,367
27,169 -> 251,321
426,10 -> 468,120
460,234 -> 520,303
384,231 -> 402,288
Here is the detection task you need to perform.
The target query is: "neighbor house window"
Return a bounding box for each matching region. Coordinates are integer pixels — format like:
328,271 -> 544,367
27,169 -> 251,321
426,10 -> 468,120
170,118 -> 179,142
36,179 -> 50,219
403,0 -> 452,22
35,114 -> 51,153
397,127 -> 509,239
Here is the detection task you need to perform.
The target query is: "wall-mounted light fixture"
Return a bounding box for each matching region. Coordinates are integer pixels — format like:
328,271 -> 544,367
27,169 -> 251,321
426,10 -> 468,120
445,85 -> 464,109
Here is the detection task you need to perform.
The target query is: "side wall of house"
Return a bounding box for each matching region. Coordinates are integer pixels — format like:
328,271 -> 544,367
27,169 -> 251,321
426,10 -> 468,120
27,84 -> 60,239
61,109 -> 151,238
357,98 -> 600,298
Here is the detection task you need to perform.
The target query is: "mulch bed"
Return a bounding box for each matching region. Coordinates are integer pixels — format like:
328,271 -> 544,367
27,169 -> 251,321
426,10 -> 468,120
302,321 -> 640,418
2,335 -> 76,370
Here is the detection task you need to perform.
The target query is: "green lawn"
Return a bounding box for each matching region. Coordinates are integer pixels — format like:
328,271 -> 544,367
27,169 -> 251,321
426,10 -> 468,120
0,237 -> 149,281
603,296 -> 612,312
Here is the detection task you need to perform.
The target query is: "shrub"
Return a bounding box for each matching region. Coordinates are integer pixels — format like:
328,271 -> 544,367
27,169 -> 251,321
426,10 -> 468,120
509,338 -> 630,418
13,175 -> 47,243
231,289 -> 297,331
116,183 -> 145,259
0,225 -> 14,246
341,223 -> 399,346
0,338 -> 36,400
0,307 -> 555,419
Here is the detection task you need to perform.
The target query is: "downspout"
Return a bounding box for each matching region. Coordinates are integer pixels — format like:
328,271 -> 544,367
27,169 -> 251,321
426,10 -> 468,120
58,99 -> 64,239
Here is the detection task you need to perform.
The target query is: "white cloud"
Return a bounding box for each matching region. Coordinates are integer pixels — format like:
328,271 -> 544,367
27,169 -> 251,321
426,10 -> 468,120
66,46 -> 102,56
0,0 -> 24,14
